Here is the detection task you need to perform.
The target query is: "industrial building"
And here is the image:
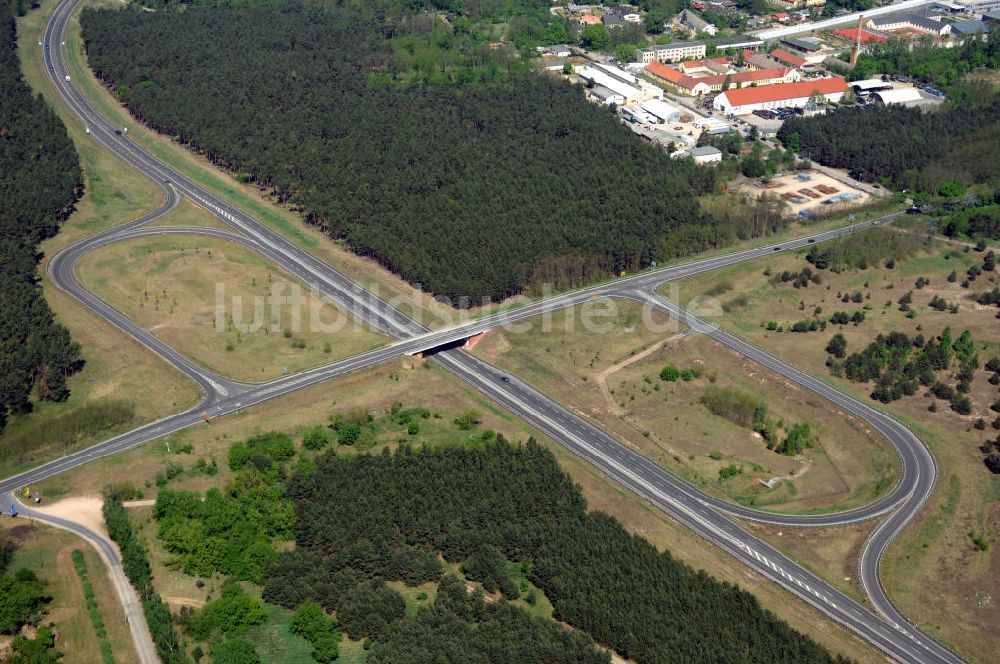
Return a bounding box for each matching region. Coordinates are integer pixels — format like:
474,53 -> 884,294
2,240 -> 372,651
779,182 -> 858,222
872,88 -> 924,105
577,66 -> 647,104
593,62 -> 640,86
681,9 -> 718,35
635,41 -> 707,64
851,78 -> 894,94
950,19 -> 990,38
713,77 -> 847,115
673,145 -> 724,163
711,35 -> 765,52
769,48 -> 807,68
639,98 -> 684,122
588,85 -> 625,106
745,53 -> 784,70
622,106 -> 657,124
535,59 -> 567,72
688,146 -> 724,163
693,116 -> 732,134
867,13 -> 952,36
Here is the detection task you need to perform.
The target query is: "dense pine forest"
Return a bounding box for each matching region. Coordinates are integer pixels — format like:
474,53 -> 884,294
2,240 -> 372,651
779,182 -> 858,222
258,440 -> 849,664
0,2 -> 83,431
778,92 -> 1000,193
79,2 -> 731,302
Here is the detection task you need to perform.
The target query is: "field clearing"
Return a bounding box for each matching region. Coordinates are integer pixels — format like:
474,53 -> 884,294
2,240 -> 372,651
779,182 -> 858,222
0,519 -> 139,664
77,231 -> 387,381
666,234 -> 1000,661
34,358 -> 883,663
739,170 -> 869,215
473,298 -> 895,513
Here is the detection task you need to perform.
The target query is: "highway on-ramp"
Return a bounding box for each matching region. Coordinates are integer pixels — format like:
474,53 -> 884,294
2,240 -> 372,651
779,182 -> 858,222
3,1 -> 962,661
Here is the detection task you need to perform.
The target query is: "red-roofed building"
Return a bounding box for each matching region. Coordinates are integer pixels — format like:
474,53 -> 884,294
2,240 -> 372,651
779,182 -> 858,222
644,62 -> 714,96
713,77 -> 847,114
832,28 -> 887,44
769,48 -> 807,68
772,12 -> 790,21
579,14 -> 601,25
646,61 -> 800,96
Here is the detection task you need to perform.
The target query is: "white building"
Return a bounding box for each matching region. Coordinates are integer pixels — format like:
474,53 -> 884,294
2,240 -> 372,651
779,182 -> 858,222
689,146 -> 724,163
577,65 -> 644,103
588,85 -> 625,106
873,88 -> 924,105
713,77 -> 847,115
693,117 -> 732,134
639,98 -> 684,123
635,41 -> 707,64
593,62 -> 639,85
622,106 -> 658,124
867,13 -> 952,35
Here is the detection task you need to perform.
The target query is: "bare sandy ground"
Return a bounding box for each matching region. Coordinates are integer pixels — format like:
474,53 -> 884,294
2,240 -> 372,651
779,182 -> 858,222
30,494 -> 107,538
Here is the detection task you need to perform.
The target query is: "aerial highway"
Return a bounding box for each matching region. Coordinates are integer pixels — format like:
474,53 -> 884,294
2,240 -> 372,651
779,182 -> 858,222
1,0 -> 962,660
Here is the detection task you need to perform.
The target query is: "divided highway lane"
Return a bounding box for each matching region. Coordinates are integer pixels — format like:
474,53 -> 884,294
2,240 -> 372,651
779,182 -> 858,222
89,218 -> 951,661
32,1 -> 960,661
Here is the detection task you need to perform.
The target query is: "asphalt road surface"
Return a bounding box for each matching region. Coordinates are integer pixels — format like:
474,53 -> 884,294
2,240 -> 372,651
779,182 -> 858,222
2,1 -> 962,661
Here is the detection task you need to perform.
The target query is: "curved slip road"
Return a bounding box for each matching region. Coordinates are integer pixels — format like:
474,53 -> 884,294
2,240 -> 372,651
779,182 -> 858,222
3,491 -> 158,664
4,1 -> 961,660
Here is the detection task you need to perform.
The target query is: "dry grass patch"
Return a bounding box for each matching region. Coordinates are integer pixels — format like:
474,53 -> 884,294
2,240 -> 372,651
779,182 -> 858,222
474,298 -> 895,513
77,231 -> 387,381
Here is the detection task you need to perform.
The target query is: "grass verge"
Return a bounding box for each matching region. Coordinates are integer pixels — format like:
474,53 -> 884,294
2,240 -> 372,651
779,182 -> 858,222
77,222 -> 387,382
